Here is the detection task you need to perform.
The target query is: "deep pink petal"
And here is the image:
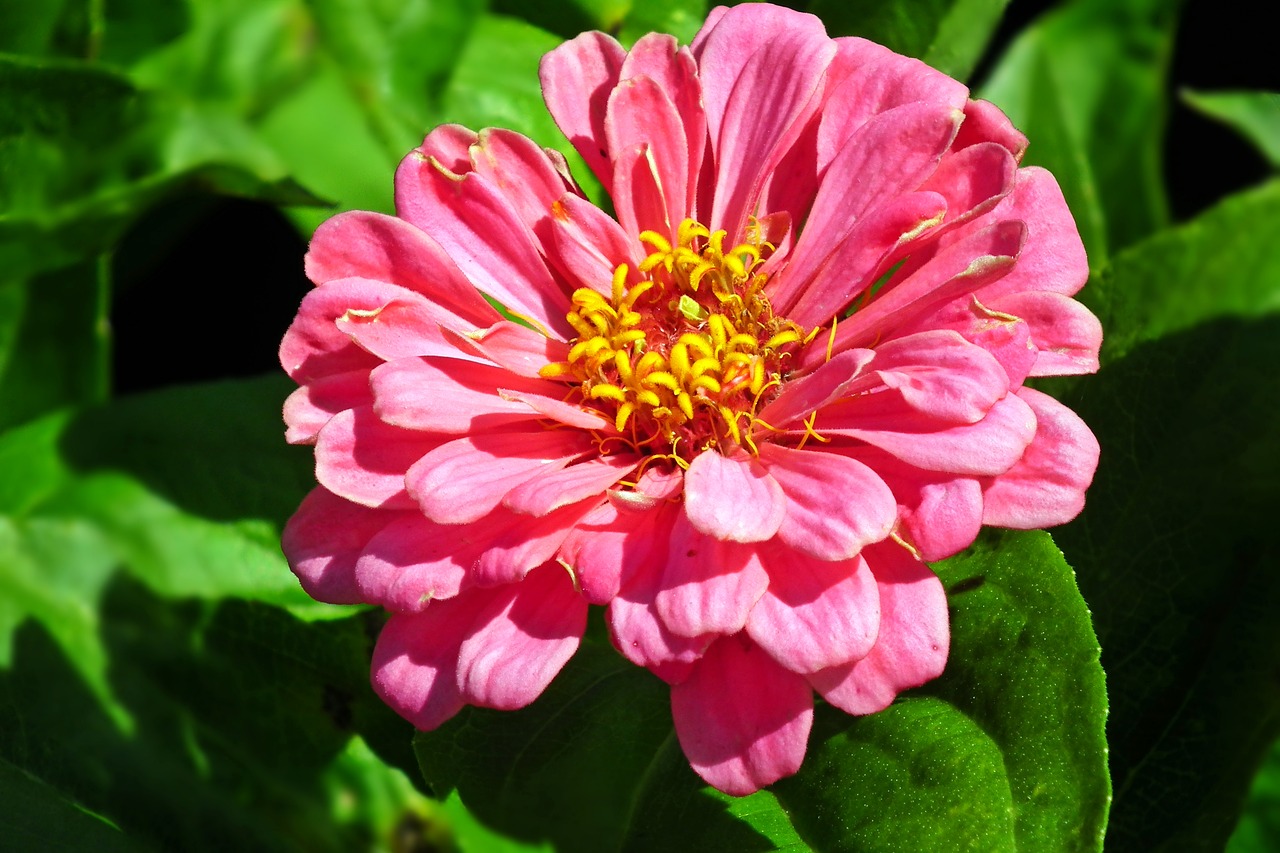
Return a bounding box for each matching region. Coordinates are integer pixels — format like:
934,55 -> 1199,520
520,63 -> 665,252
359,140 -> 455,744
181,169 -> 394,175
890,296 -> 1039,387
811,541 -> 948,715
441,320 -> 570,379
671,634 -> 813,796
982,388 -> 1100,528
684,449 -> 786,543
756,348 -> 876,428
990,291 -> 1102,376
951,98 -> 1028,161
759,444 -> 896,561
747,545 -> 880,674
370,357 -> 559,433
504,454 -> 638,516
545,193 -> 642,296
279,279 -> 396,383
304,210 -> 496,330
355,513 -> 472,609
918,141 -> 1017,229
606,75 -> 689,239
654,514 -> 769,638
283,369 -> 373,445
371,607 -> 468,730
281,487 -> 396,604
539,31 -> 627,192
314,407 -> 443,509
405,429 -> 595,524
468,128 -> 574,233
455,563 -> 587,710
393,153 -> 572,338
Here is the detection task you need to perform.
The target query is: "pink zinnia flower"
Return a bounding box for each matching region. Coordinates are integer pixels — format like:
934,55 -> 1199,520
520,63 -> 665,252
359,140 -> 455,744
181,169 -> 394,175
280,4 -> 1101,796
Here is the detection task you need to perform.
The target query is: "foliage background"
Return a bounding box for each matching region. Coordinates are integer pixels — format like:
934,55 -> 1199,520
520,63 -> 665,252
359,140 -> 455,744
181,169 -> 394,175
1,0 -> 1277,850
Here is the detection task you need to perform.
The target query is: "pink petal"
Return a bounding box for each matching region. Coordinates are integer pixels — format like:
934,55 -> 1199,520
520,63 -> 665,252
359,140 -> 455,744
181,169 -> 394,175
370,357 -> 558,433
811,541 -> 948,715
759,444 -> 896,561
989,291 -> 1102,376
455,563 -> 587,711
918,141 -> 1017,228
654,514 -> 769,638
756,348 -> 876,429
283,369 -> 373,445
355,513 -> 472,609
982,388 -> 1100,528
304,210 -> 496,330
468,128 -> 573,233
371,606 -> 469,730
747,545 -> 881,674
683,449 -> 786,543
854,330 -> 1011,425
824,391 -> 1038,477
545,193 -> 642,296
279,279 -> 396,383
281,487 -> 396,604
606,75 -> 689,240
405,429 -> 594,524
671,634 -> 814,796
314,406 -> 443,509
952,98 -> 1027,161
504,454 -> 639,516
442,320 -> 571,379
333,292 -> 486,363
495,389 -> 613,431
539,31 -> 627,192
891,296 -> 1039,387
393,153 -> 571,338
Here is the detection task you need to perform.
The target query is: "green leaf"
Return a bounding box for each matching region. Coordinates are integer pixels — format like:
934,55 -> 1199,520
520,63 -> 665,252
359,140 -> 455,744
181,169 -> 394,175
0,579 -> 426,851
775,530 -> 1109,852
1227,737 -> 1280,853
618,0 -> 708,46
807,0 -> 1011,81
979,0 -> 1181,268
1054,180 -> 1280,849
0,757 -> 141,853
415,641 -> 807,852
1181,89 -> 1280,169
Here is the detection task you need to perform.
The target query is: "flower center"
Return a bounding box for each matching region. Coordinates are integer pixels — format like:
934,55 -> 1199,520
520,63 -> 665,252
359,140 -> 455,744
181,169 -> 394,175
543,218 -> 809,461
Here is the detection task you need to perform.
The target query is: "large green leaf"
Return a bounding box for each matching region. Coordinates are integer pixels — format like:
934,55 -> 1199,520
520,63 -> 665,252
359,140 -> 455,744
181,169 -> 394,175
416,530 -> 1105,851
1054,179 -> 1280,850
808,0 -> 1011,82
776,530 -> 1108,852
980,0 -> 1181,269
1180,89 -> 1280,170
0,757 -> 140,853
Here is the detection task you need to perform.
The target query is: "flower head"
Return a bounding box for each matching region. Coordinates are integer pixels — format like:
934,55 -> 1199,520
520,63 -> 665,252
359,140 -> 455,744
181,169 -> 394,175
280,3 -> 1101,796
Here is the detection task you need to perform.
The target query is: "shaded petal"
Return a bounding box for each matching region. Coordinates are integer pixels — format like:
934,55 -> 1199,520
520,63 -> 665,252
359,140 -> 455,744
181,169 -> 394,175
684,449 -> 786,543
281,487 -> 395,604
405,429 -> 595,524
982,388 -> 1100,528
355,513 -> 471,609
811,541 -> 948,715
371,607 -> 468,731
671,634 -> 813,796
539,31 -> 627,192
283,369 -> 373,445
990,291 -> 1102,376
654,514 -> 769,638
314,406 -> 443,509
747,545 -> 880,674
759,444 -> 896,561
455,563 -> 587,710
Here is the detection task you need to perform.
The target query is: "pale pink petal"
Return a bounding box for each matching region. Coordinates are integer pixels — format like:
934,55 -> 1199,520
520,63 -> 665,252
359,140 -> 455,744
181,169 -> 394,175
281,487 -> 396,604
982,388 -> 1100,528
824,391 -> 1038,477
539,31 -> 627,192
370,357 -> 558,433
759,444 -> 896,561
890,296 -> 1039,387
504,454 -> 639,516
405,429 -> 594,524
671,634 -> 813,796
283,369 -> 373,445
989,291 -> 1102,376
314,407 -> 443,509
455,563 -> 587,710
811,541 -> 948,715
654,514 -> 769,638
747,545 -> 880,674
304,210 -> 496,330
684,449 -> 786,543
440,320 -> 570,379
394,152 -> 572,337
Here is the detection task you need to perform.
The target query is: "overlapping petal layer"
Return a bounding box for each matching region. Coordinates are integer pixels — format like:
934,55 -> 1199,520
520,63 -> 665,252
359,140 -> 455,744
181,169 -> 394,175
281,2 -> 1100,797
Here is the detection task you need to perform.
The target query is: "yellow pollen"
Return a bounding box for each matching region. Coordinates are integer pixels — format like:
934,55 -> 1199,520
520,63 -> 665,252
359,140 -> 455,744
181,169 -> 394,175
540,217 -> 810,459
